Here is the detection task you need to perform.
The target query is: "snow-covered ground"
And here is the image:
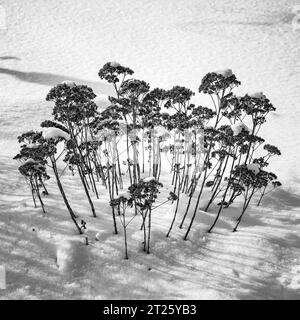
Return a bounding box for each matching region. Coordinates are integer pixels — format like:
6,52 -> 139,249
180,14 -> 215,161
0,0 -> 300,299
0,158 -> 299,299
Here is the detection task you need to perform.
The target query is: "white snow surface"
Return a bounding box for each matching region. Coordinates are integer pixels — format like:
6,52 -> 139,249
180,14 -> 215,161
0,161 -> 299,299
1,0 -> 300,185
93,94 -> 110,109
0,0 -> 300,300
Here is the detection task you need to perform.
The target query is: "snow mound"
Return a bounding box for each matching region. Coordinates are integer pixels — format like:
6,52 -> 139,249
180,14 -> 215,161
247,163 -> 260,175
56,238 -> 85,273
61,80 -> 76,88
287,265 -> 300,290
26,143 -> 39,149
153,126 -> 170,138
95,232 -> 101,241
23,158 -> 39,165
143,177 -> 155,182
214,69 -> 233,78
109,61 -> 121,67
56,241 -> 74,272
42,127 -> 70,141
231,122 -> 249,136
117,191 -> 131,199
94,94 -> 109,106
248,92 -> 266,99
278,264 -> 300,290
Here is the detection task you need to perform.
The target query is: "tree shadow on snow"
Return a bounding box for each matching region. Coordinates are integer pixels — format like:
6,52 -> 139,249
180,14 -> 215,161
202,204 -> 268,231
0,56 -> 21,61
0,67 -> 114,95
260,188 -> 300,210
268,233 -> 300,250
236,275 -> 300,300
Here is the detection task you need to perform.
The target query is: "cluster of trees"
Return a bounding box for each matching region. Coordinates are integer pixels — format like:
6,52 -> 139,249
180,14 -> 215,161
14,62 -> 281,259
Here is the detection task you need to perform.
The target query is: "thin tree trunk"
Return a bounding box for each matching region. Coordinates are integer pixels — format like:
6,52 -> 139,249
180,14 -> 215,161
51,158 -> 82,234
233,189 -> 255,232
207,152 -> 237,233
39,178 -> 49,195
183,169 -> 207,240
29,179 -> 37,208
205,154 -> 230,212
34,177 -> 45,214
257,185 -> 267,206
166,170 -> 182,237
122,206 -> 128,259
147,207 -> 152,254
77,163 -> 97,217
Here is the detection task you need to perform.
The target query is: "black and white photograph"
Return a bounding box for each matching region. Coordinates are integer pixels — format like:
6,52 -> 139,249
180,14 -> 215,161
0,0 -> 299,302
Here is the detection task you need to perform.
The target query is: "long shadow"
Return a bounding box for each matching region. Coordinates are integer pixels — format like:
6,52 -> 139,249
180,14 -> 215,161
268,233 -> 300,249
236,274 -> 300,300
0,67 -> 114,95
260,188 -> 300,210
0,56 -> 21,61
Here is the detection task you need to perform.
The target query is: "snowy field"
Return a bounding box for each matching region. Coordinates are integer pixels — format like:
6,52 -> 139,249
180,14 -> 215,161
0,0 -> 300,300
